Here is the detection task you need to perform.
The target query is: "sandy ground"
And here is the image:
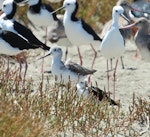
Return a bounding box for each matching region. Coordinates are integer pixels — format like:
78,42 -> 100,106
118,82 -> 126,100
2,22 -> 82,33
17,26 -> 150,136
27,26 -> 150,102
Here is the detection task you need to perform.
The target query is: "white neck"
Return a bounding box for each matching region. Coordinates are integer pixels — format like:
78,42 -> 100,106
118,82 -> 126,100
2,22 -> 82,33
112,13 -> 119,28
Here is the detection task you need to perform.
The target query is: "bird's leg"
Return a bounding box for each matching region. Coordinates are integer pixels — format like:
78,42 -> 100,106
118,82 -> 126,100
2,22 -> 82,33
107,59 -> 110,97
41,56 -> 45,73
134,49 -> 138,58
16,55 -> 22,81
90,44 -> 97,69
65,47 -> 68,61
110,58 -> 113,70
87,75 -> 91,85
77,46 -> 83,66
5,57 -> 10,78
113,59 -> 118,100
45,27 -> 48,45
41,27 -> 48,73
22,53 -> 28,87
120,56 -> 125,69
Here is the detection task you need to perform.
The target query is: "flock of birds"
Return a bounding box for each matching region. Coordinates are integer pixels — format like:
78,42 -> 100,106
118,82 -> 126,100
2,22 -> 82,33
0,0 -> 150,103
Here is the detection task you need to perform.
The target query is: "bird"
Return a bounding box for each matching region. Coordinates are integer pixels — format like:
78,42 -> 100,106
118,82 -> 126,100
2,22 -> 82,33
121,18 -> 150,62
76,81 -> 118,105
39,46 -> 97,84
0,0 -> 51,74
129,0 -> 150,20
101,0 -> 145,70
0,24 -> 43,83
0,0 -> 50,51
100,6 -> 129,100
51,0 -> 102,69
20,0 -> 59,45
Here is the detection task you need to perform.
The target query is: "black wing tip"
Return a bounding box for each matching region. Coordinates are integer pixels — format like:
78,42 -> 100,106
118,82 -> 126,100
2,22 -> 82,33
91,69 -> 97,73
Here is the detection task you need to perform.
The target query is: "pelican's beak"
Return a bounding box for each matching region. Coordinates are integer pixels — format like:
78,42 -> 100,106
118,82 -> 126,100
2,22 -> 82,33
120,13 -> 130,23
51,6 -> 65,14
38,52 -> 51,60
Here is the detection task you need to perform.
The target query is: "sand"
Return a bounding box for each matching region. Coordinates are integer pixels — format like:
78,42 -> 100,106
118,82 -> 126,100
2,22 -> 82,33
17,25 -> 150,136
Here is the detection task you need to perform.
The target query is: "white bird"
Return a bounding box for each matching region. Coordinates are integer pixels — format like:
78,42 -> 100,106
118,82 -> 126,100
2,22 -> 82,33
0,24 -> 41,83
51,0 -> 102,69
0,0 -> 50,50
20,0 -> 59,45
100,6 -> 129,100
39,46 -> 96,84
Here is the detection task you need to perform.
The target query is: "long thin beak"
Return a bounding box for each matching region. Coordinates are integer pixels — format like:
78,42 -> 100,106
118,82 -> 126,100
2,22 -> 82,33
131,6 -> 150,15
51,6 -> 65,14
120,13 -> 130,23
38,53 -> 51,60
120,23 -> 135,30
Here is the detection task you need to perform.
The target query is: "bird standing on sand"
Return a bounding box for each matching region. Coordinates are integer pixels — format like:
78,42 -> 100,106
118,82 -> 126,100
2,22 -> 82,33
100,6 -> 129,100
0,0 -> 50,50
0,24 -> 42,83
39,46 -> 96,84
51,0 -> 102,69
101,0 -> 145,69
20,0 -> 59,44
121,18 -> 150,62
0,0 -> 50,82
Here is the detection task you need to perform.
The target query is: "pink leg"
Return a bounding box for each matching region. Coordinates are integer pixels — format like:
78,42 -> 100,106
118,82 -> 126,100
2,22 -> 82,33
90,44 -> 97,69
45,27 -> 48,45
134,49 -> 138,58
41,27 -> 48,73
5,57 -> 10,78
113,59 -> 118,100
107,59 -> 110,97
17,55 -> 22,81
22,53 -> 28,86
87,75 -> 91,85
77,46 -> 83,66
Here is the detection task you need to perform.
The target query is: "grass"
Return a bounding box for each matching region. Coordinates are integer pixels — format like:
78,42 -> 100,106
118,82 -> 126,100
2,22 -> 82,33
0,61 -> 149,136
1,0 -> 150,136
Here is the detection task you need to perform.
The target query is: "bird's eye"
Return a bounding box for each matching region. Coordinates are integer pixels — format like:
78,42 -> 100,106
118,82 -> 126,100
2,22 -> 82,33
116,10 -> 118,12
67,3 -> 70,6
3,4 -> 6,7
54,49 -> 57,51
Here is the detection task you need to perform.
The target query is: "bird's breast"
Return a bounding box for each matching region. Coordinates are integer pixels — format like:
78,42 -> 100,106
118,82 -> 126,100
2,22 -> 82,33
28,9 -> 56,26
100,28 -> 125,59
63,19 -> 94,45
